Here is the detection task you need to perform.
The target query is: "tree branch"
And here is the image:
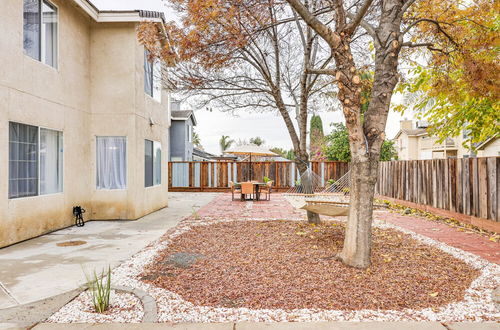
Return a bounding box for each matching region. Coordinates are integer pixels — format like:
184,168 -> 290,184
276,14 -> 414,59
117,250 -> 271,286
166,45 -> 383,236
286,0 -> 342,49
306,68 -> 336,75
345,0 -> 373,35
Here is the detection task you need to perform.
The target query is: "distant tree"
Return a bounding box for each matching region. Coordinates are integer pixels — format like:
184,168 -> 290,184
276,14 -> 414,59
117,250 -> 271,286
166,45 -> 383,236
193,131 -> 202,149
249,136 -> 265,146
219,135 -> 234,154
310,115 -> 324,137
324,123 -> 351,162
324,123 -> 396,161
310,114 -> 325,161
270,147 -> 296,160
380,140 -> 398,162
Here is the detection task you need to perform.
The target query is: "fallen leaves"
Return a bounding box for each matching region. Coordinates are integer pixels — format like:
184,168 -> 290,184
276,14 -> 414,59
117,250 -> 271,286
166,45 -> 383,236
141,220 -> 480,311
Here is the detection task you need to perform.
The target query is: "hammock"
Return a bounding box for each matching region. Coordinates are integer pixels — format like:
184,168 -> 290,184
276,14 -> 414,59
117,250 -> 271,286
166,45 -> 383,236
284,168 -> 350,217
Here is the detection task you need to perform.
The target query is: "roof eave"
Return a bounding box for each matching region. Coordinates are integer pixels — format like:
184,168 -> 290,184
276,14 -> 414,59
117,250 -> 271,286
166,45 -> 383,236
72,0 -> 164,23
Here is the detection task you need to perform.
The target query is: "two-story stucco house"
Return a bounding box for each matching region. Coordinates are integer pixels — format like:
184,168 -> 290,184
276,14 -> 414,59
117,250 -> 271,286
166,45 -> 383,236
0,0 -> 171,248
169,101 -> 197,161
394,120 -> 499,160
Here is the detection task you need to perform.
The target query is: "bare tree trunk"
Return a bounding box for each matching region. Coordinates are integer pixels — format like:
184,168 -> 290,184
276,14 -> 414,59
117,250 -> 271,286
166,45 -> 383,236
336,156 -> 379,268
295,155 -> 321,224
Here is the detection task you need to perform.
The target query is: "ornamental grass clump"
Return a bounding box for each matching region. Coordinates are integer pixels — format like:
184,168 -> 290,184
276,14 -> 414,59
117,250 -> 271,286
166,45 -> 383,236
85,266 -> 112,313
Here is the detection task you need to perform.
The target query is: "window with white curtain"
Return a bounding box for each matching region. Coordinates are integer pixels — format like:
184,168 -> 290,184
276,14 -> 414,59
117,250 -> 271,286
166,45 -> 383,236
145,140 -> 161,187
40,128 -> 63,194
144,48 -> 162,102
96,137 -> 127,190
187,124 -> 193,143
145,140 -> 153,187
9,122 -> 63,199
23,0 -> 58,68
153,141 -> 161,185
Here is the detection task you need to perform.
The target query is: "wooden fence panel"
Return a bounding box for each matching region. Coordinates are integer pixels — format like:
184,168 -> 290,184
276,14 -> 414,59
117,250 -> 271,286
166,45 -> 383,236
169,157 -> 499,222
374,157 -> 499,222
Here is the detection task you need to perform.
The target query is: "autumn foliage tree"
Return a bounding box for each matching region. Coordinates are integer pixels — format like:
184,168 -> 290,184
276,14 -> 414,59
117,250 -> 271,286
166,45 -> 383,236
284,0 -> 487,268
139,0 -> 338,224
398,0 -> 499,146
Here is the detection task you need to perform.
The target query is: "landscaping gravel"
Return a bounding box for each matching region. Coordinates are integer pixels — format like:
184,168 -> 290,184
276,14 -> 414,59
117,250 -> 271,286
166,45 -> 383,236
105,216 -> 500,322
47,290 -> 144,323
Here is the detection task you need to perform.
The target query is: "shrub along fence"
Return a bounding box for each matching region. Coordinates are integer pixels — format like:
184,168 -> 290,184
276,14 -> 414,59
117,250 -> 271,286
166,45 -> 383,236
168,161 -> 349,192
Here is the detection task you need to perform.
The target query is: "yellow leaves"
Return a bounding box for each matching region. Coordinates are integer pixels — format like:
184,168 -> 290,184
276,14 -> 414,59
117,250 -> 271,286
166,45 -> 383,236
295,231 -> 306,236
429,292 -> 439,297
489,235 -> 499,242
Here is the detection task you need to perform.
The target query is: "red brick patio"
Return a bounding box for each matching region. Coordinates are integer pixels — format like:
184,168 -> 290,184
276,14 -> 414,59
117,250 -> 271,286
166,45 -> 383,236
195,193 -> 500,264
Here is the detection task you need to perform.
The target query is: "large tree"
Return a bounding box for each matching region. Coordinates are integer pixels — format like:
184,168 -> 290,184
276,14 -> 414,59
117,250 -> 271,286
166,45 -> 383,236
285,0 -> 478,267
397,0 -> 499,147
139,0 -> 338,223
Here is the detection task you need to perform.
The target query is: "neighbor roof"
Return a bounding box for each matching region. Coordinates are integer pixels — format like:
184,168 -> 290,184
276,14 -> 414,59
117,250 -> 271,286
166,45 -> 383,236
193,148 -> 216,160
72,0 -> 166,23
171,111 -> 197,126
394,128 -> 427,140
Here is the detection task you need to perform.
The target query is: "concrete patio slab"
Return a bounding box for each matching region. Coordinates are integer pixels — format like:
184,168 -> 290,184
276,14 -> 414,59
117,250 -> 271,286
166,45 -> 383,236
236,321 -> 447,329
32,322 -> 496,329
0,192 -> 216,315
446,323 -> 500,329
32,323 -> 234,329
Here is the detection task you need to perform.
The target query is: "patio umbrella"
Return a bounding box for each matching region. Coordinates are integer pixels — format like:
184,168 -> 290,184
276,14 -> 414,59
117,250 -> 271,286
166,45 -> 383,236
225,144 -> 279,180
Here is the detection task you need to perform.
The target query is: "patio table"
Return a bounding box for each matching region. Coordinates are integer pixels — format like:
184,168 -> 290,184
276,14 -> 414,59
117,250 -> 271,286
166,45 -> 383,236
238,182 -> 266,201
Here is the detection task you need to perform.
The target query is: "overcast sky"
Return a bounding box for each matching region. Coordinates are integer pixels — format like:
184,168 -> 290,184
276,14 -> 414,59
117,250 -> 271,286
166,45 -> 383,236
94,0 -> 411,155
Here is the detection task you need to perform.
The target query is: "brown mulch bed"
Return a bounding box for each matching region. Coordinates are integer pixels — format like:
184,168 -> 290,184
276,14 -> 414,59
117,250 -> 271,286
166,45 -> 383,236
141,220 -> 479,311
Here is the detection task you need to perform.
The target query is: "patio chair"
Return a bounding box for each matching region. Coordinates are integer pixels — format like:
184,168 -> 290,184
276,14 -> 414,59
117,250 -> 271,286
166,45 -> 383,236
259,181 -> 273,201
241,182 -> 255,201
229,181 -> 241,201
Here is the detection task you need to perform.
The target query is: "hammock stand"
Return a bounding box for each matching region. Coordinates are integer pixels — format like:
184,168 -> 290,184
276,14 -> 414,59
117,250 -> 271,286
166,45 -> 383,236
284,168 -> 350,217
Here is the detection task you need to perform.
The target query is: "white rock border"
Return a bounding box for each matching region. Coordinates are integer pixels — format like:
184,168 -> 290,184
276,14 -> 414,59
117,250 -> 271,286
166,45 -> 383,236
47,289 -> 144,323
56,215 -> 500,323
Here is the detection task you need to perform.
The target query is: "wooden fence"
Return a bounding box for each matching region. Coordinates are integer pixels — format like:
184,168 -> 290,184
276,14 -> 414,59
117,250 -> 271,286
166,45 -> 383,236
376,157 -> 499,222
168,157 -> 499,223
168,161 -> 349,192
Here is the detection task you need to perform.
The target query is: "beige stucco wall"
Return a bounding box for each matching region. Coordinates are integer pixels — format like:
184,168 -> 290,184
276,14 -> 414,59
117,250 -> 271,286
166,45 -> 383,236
477,138 -> 500,157
0,0 -> 169,248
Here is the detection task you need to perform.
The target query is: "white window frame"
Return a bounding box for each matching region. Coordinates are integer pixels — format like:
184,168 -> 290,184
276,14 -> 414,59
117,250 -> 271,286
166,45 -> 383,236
8,122 -> 63,199
96,136 -> 127,190
187,124 -> 192,143
23,0 -> 59,69
145,139 -> 161,187
144,48 -> 162,103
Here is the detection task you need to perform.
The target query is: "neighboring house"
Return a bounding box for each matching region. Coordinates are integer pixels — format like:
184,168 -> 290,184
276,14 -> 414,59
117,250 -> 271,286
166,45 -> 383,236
193,147 -> 216,161
0,0 -> 171,248
476,134 -> 500,157
169,102 -> 197,161
394,120 -> 474,160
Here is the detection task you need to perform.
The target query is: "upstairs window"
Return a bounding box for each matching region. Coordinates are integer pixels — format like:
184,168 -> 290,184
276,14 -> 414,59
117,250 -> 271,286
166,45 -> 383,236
23,0 -> 58,68
187,124 -> 193,143
144,49 -> 162,102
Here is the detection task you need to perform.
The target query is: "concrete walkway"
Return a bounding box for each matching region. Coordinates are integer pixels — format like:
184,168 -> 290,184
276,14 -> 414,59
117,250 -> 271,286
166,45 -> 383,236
0,193 -> 216,311
28,321 -> 500,329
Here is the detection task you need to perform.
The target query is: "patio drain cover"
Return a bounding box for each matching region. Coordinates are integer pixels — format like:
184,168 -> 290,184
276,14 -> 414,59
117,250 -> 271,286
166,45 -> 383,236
56,240 -> 87,247
164,252 -> 205,269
